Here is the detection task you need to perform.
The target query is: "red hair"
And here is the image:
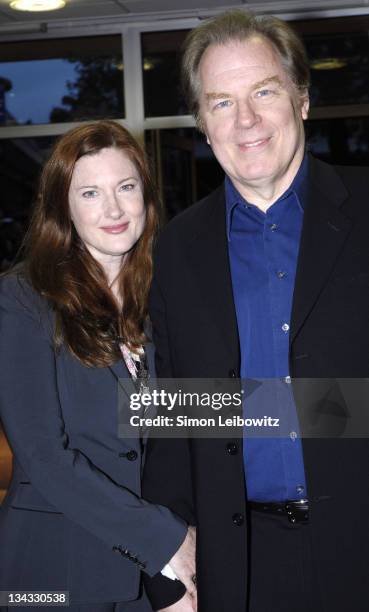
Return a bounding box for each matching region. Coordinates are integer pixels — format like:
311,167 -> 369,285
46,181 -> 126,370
23,120 -> 160,367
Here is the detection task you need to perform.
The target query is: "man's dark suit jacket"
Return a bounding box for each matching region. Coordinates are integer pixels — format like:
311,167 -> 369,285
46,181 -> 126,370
143,155 -> 369,612
0,273 -> 186,604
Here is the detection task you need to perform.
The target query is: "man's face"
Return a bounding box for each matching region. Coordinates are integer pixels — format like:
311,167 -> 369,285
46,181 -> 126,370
198,36 -> 309,202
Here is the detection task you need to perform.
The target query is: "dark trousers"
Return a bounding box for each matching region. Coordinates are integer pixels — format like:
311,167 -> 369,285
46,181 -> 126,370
247,509 -> 316,612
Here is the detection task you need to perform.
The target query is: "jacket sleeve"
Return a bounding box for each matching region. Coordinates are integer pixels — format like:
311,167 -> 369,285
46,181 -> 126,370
142,269 -> 196,609
0,275 -> 187,577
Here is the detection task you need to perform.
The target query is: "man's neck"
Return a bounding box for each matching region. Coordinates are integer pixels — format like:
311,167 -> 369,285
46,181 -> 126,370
231,151 -> 306,213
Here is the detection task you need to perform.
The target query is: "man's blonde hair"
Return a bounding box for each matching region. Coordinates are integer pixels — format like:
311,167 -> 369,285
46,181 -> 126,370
182,10 -> 310,129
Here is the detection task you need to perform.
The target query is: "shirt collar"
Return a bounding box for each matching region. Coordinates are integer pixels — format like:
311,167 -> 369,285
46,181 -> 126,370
225,152 -> 309,240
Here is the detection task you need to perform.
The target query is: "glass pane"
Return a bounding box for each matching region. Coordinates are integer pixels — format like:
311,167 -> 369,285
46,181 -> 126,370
0,136 -> 56,270
304,32 -> 369,107
0,35 -> 124,126
146,119 -> 369,218
306,117 -> 369,165
145,128 -> 223,218
141,30 -> 188,117
142,16 -> 369,117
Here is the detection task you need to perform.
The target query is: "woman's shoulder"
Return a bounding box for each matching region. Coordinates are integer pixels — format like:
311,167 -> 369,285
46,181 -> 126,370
0,264 -> 51,321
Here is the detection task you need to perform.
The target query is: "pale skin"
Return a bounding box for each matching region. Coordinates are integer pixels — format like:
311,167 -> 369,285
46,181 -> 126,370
68,146 -> 147,301
160,34 -> 310,612
69,149 -> 198,608
199,36 -> 309,212
163,526 -> 197,611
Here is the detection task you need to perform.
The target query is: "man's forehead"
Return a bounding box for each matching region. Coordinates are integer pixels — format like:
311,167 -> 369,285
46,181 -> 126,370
201,36 -> 279,64
199,39 -> 287,82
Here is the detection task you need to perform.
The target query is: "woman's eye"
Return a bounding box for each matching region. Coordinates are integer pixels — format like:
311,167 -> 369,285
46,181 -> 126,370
120,183 -> 135,191
82,190 -> 98,198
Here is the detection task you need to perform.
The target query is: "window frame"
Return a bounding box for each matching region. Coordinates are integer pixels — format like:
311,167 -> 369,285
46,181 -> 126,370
0,7 -> 369,144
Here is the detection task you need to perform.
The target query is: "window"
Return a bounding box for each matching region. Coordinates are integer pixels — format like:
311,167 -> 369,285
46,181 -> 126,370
141,30 -> 188,117
0,135 -> 56,269
0,35 -> 124,126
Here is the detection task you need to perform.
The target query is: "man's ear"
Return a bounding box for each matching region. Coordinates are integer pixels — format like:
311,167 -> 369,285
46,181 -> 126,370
301,92 -> 310,120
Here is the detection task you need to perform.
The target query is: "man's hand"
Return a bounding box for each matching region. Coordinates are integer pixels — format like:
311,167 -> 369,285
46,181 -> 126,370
168,526 -> 197,604
159,592 -> 196,612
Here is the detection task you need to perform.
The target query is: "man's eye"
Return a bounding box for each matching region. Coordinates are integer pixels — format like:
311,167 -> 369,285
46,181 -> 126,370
214,100 -> 232,110
82,190 -> 98,198
255,89 -> 274,98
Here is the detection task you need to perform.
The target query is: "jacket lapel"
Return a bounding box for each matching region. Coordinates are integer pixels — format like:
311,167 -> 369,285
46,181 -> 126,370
291,156 -> 353,343
186,186 -> 240,368
108,358 -> 137,403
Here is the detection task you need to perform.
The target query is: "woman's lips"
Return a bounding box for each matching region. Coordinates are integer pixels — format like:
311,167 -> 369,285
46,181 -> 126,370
100,222 -> 129,234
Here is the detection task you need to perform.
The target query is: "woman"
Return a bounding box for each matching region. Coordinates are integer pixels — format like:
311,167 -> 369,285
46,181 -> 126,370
0,121 -> 188,611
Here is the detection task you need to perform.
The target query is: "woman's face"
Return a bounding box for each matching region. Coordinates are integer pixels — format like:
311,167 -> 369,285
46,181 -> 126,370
68,147 -> 146,271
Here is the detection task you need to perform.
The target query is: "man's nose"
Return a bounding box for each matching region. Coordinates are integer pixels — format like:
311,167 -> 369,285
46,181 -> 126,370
235,100 -> 261,129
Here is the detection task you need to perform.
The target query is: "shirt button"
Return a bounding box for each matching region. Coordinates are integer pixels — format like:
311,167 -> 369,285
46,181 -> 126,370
282,323 -> 290,333
226,442 -> 238,455
277,271 -> 287,279
296,485 -> 305,494
284,376 -> 291,384
270,223 -> 278,231
290,431 -> 297,441
232,513 -> 244,526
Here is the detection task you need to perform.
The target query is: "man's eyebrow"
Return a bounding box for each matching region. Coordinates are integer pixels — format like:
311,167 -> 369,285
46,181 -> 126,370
205,76 -> 285,102
252,75 -> 284,90
205,92 -> 232,101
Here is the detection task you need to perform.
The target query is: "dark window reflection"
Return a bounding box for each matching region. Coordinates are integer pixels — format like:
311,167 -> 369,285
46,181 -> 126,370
306,117 -> 369,165
145,128 -> 223,220
141,16 -> 369,118
0,36 -> 124,126
141,30 -> 188,117
304,31 -> 369,107
146,120 -> 369,220
0,136 -> 55,270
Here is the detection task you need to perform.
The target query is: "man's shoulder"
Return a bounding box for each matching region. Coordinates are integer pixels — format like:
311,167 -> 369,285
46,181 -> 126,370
160,184 -> 225,243
333,162 -> 369,191
310,155 -> 369,192
307,155 -> 369,220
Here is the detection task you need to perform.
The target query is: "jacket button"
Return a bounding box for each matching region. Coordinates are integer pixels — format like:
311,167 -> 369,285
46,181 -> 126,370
226,442 -> 238,455
126,450 -> 138,461
232,513 -> 244,526
228,369 -> 237,378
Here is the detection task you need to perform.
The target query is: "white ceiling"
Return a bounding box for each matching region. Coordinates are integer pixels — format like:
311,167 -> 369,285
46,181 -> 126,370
0,0 -> 368,31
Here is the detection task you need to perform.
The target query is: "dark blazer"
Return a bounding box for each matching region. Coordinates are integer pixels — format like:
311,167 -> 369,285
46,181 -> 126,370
143,155 -> 369,611
0,273 -> 186,604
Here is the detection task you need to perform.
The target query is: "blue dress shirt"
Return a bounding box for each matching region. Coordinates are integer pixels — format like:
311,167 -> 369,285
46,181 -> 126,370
226,156 -> 309,502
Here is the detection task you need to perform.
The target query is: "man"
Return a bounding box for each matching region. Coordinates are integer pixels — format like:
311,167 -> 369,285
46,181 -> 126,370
143,10 -> 369,612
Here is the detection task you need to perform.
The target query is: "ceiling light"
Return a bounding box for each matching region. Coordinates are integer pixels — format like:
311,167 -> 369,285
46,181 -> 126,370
310,58 -> 347,70
10,0 -> 66,11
